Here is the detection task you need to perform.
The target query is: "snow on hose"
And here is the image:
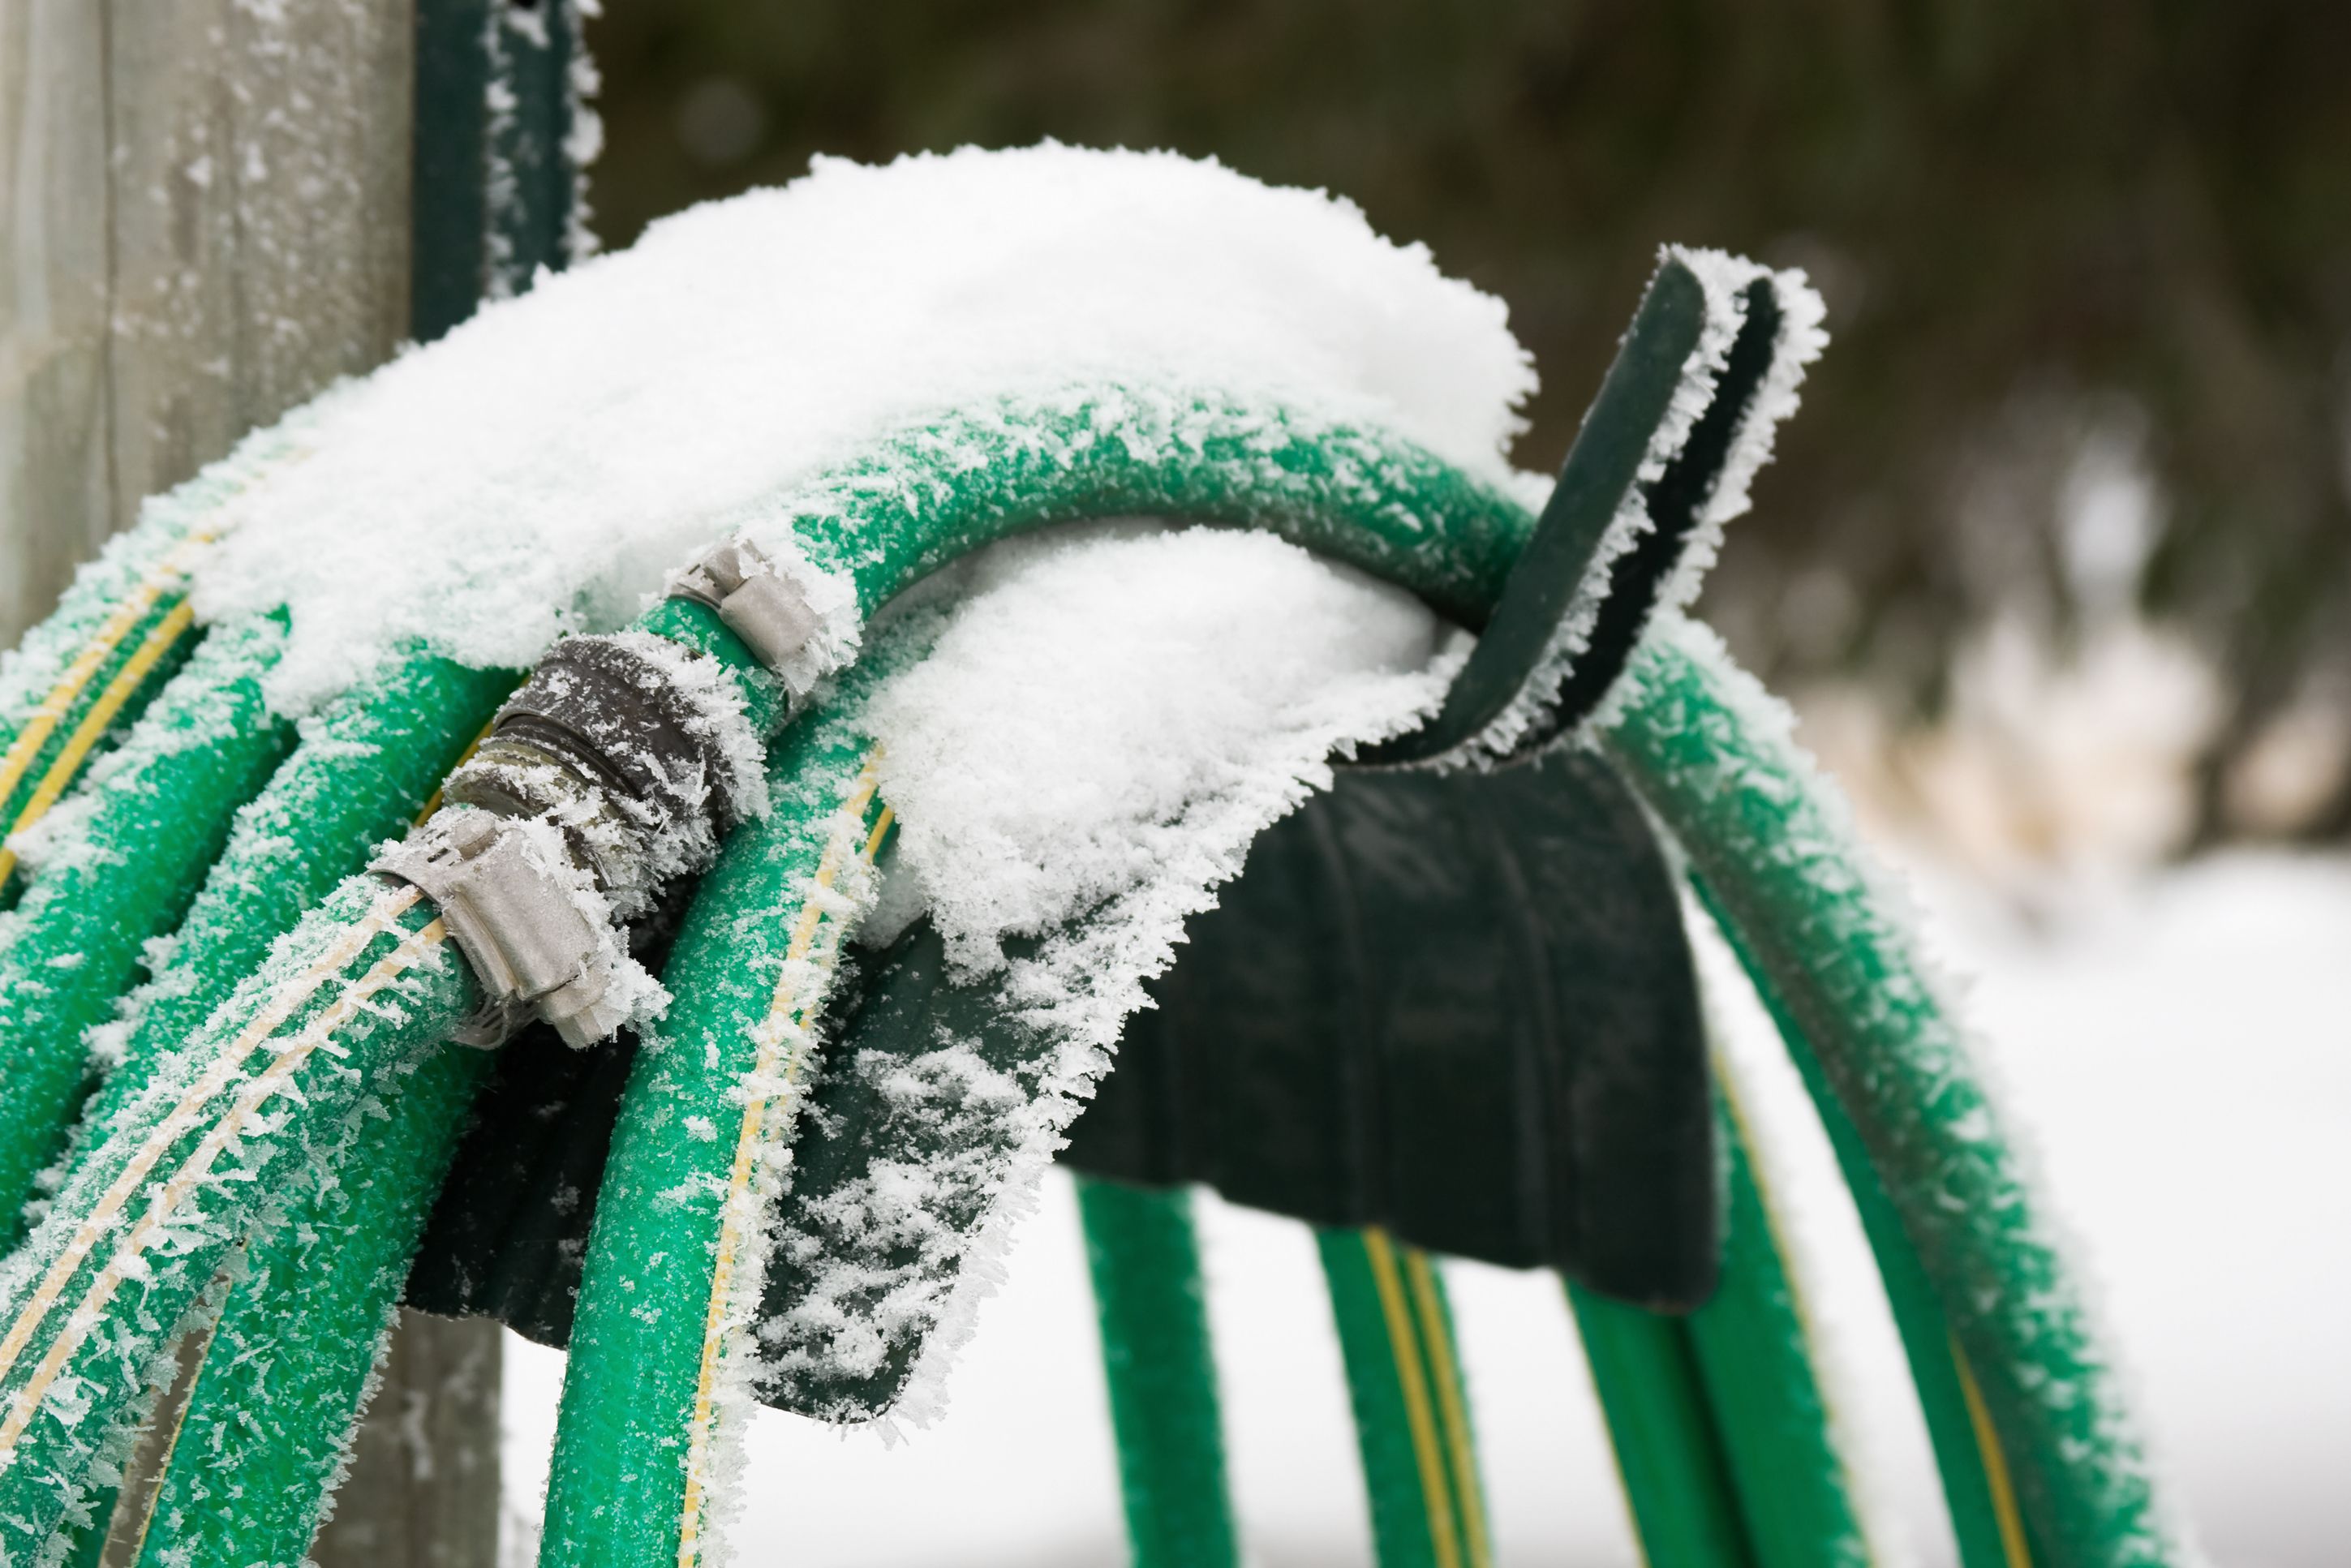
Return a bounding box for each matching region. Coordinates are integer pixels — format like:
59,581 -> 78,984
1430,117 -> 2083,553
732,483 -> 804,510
0,146 -> 2181,1568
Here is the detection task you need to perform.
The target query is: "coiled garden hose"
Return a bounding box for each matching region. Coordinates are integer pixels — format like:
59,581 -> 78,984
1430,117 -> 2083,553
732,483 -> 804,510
0,615 -> 296,1232
0,875 -> 479,1559
1601,614 -> 2173,1567
507,367 -> 2177,1568
0,266 -> 2171,1568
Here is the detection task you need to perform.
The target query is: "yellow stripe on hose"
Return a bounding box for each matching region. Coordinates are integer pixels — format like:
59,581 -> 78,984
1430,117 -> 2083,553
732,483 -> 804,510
0,599 -> 200,887
1364,1228 -> 1463,1568
0,530 -> 217,814
0,884 -> 424,1390
1404,1248 -> 1490,1568
1953,1337 -> 2035,1568
677,767 -> 890,1568
0,912 -> 450,1455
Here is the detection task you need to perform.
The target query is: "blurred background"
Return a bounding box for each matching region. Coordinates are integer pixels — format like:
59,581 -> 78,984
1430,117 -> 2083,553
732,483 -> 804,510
582,0 -> 2351,883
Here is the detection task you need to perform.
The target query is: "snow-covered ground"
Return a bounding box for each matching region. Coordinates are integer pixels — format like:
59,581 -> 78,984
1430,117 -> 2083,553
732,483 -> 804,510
499,843 -> 2349,1566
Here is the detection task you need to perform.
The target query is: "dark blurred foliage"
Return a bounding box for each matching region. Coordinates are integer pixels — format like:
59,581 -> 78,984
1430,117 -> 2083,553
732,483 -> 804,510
585,0 -> 2351,840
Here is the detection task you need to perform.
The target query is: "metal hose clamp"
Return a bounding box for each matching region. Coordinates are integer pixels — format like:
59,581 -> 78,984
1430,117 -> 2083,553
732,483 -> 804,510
669,538 -> 822,681
376,810 -> 630,1049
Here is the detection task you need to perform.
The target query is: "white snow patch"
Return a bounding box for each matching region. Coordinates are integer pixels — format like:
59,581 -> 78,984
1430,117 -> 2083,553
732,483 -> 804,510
185,144 -> 1535,715
868,522 -> 1455,979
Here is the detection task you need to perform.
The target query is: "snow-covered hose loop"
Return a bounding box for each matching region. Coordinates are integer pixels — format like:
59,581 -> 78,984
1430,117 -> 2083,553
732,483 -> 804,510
1599,614 -> 2184,1568
0,875 -> 483,1561
541,677 -> 890,1568
0,427 -> 308,901
527,389 -> 2134,1568
534,402 -> 1533,1568
0,616 -> 297,1239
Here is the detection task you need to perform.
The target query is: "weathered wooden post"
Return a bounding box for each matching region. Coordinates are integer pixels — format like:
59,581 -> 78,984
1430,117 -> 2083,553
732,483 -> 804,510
1,2 -> 587,1562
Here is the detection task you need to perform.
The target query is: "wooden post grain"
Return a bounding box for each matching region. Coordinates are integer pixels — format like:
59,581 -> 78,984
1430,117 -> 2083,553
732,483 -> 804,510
0,4 -> 503,1564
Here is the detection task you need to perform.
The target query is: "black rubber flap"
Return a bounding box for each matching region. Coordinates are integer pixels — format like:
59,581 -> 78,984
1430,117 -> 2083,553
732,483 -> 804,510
1063,749 -> 1718,1310
406,745 -> 1718,1370
1362,265 -> 1782,767
405,1019 -> 636,1345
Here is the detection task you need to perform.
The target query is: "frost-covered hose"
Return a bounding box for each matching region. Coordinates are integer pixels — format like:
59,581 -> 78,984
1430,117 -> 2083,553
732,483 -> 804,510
0,432 -> 305,899
1679,1093 -> 1867,1568
0,875 -> 481,1559
539,397 -> 1535,1566
80,593 -> 773,1562
68,653 -> 517,1151
27,653 -> 518,1560
1599,614 -> 2179,1568
1075,1176 -> 1240,1568
123,1046 -> 492,1568
1569,1094 -> 1866,1568
83,599 -> 774,1565
1698,884 -> 2028,1568
1318,1228 -> 1492,1568
541,674 -> 889,1566
0,616 -> 295,1232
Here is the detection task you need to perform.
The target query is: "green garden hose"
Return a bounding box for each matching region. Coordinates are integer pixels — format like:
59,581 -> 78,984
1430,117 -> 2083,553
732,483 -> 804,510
1075,1175 -> 1241,1568
1600,613 -> 2177,1568
0,432 -> 308,896
123,1044 -> 494,1568
1680,1095 -> 1868,1568
0,616 -> 295,1233
1568,1283 -> 1752,1567
68,654 -> 514,1149
1318,1229 -> 1492,1568
541,686 -> 888,1566
1567,1091 -> 1868,1568
1697,879 -> 2031,1568
0,875 -> 482,1559
31,654 -> 518,1562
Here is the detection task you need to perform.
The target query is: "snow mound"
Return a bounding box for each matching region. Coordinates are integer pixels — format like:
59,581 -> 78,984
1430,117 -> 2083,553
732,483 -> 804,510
187,144 -> 1536,713
870,522 -> 1455,980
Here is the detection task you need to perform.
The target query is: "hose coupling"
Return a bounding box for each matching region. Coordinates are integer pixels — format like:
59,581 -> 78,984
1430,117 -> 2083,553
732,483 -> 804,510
376,810 -> 630,1049
669,538 -> 823,683
440,633 -> 761,921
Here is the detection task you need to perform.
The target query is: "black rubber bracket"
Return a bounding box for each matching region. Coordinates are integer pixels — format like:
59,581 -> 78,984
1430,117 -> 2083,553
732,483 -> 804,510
1360,259 -> 1785,767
